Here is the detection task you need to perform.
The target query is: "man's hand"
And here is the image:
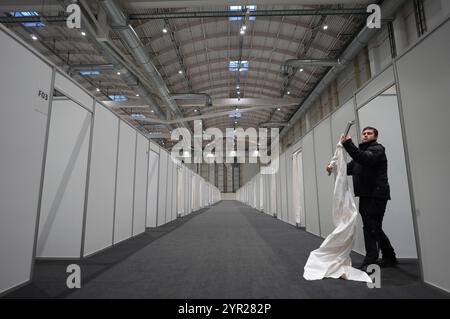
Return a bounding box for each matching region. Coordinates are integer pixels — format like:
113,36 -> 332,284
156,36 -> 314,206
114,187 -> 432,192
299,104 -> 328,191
326,164 -> 334,174
340,134 -> 351,144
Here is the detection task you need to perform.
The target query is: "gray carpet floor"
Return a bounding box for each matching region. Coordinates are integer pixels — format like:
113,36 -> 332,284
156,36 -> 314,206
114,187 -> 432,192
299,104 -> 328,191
4,200 -> 449,299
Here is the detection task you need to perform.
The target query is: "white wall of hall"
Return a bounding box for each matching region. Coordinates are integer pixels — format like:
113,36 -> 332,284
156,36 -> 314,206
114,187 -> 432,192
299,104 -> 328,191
237,18 -> 450,293
0,24 -> 219,295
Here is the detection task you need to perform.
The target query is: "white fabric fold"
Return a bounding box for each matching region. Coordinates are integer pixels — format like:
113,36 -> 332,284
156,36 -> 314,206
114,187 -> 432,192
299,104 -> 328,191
303,142 -> 372,283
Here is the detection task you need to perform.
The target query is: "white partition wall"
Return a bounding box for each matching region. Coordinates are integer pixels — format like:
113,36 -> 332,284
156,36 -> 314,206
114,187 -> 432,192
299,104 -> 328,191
269,173 -> 277,216
84,103 -> 119,257
54,72 -> 93,112
146,150 -> 159,227
275,166 -> 282,218
187,170 -> 193,214
396,19 -> 450,291
255,174 -> 260,210
263,174 -> 270,214
313,118 -> 335,238
114,122 -> 137,244
302,132 -> 321,236
259,174 -> 264,211
178,165 -> 184,216
217,164 -> 224,192
37,99 -> 91,258
209,164 -> 215,185
279,153 -> 289,223
157,150 -> 168,226
0,26 -> 53,294
132,133 -> 148,236
171,160 -> 178,220
166,156 -> 174,223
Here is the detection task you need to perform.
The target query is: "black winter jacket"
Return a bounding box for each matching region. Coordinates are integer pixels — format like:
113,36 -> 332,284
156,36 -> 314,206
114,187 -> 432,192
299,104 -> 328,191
343,139 -> 391,200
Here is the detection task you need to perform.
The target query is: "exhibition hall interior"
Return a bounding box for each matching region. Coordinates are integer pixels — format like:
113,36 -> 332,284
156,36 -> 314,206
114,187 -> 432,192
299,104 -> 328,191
0,0 -> 449,300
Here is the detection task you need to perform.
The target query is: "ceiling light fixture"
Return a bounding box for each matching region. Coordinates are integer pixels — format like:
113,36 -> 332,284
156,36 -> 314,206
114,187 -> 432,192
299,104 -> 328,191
242,25 -> 247,31
96,88 -> 100,92
287,91 -> 291,95
162,27 -> 168,33
240,29 -> 245,35
277,108 -> 281,111
194,109 -> 198,112
300,68 -> 304,72
117,71 -> 121,75
31,34 -> 37,40
323,25 -> 328,30
136,94 -> 139,97
81,31 -> 86,36
178,70 -> 183,74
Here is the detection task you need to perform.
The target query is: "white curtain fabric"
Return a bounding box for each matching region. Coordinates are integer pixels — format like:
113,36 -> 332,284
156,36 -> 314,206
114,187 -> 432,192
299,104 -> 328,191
303,142 -> 371,283
292,151 -> 305,226
177,165 -> 183,215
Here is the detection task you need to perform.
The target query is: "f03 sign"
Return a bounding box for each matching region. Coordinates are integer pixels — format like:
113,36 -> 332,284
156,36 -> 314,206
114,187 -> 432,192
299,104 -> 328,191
38,90 -> 48,101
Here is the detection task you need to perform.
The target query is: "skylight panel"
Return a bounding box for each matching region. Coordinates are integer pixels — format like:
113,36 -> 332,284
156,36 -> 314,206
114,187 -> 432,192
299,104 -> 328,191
108,95 -> 128,102
9,11 -> 46,27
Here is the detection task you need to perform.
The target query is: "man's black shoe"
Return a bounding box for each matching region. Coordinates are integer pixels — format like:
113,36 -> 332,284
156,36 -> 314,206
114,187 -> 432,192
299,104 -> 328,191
377,258 -> 398,268
357,261 -> 376,270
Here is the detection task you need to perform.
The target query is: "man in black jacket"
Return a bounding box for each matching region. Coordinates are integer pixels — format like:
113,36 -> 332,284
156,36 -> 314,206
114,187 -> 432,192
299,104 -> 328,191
327,126 -> 397,270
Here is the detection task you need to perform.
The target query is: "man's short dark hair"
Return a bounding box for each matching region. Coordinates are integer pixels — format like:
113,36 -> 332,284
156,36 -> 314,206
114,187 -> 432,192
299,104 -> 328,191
362,126 -> 378,137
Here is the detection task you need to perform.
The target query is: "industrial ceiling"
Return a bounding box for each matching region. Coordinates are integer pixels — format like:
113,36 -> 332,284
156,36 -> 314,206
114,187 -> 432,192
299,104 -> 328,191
0,0 -> 373,149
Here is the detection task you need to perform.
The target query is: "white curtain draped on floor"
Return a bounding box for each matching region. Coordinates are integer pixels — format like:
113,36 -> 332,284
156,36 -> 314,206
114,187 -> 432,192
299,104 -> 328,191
303,142 -> 371,283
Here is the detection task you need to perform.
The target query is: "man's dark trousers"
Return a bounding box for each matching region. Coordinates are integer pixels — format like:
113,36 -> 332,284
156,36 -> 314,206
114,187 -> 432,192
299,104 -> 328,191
359,197 -> 396,263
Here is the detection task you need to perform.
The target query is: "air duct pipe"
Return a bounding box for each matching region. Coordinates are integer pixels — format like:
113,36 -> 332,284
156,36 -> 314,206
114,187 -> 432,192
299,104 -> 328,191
68,64 -> 115,73
100,0 -> 191,133
171,93 -> 213,107
281,59 -> 341,75
70,2 -> 171,127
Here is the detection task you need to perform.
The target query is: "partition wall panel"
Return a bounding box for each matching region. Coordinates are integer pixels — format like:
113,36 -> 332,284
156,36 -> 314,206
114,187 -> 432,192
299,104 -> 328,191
285,146 -> 294,225
302,132 -> 321,236
187,170 -> 193,213
396,21 -> 450,293
0,27 -> 53,294
84,103 -> 119,257
279,153 -> 289,223
146,150 -> 159,227
171,161 -> 178,220
178,165 -> 184,216
355,66 -> 395,106
269,173 -> 277,216
166,159 -> 174,223
235,20 -> 450,295
157,151 -> 168,226
114,122 -> 137,244
264,174 -> 270,214
275,166 -> 282,218
313,118 -> 335,238
37,99 -> 91,258
54,72 -> 93,112
255,174 -> 260,211
133,133 -> 148,236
